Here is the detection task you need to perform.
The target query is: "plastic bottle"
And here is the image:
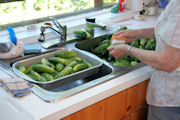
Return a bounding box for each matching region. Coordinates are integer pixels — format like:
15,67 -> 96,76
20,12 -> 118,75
119,0 -> 126,12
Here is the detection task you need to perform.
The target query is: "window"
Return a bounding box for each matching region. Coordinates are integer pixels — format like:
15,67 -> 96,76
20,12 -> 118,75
103,0 -> 117,7
0,0 -> 23,3
0,0 -> 117,30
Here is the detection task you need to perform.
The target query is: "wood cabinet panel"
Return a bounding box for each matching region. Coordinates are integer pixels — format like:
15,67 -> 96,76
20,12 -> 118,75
62,80 -> 149,120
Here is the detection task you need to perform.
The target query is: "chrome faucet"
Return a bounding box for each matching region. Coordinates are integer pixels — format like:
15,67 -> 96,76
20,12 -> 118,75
39,17 -> 67,49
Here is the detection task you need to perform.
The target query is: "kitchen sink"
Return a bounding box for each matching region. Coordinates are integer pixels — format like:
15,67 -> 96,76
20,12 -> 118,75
0,32 -> 144,102
75,35 -> 145,73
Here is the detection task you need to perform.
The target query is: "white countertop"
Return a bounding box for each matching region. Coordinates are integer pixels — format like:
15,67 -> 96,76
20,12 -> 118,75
0,15 -> 158,120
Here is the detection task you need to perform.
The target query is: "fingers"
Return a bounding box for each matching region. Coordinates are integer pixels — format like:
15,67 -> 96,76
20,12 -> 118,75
108,45 -> 120,58
107,46 -> 114,51
108,44 -> 129,58
113,31 -> 128,39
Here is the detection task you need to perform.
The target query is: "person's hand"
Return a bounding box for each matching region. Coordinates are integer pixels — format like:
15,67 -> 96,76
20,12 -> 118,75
113,30 -> 142,43
108,44 -> 130,59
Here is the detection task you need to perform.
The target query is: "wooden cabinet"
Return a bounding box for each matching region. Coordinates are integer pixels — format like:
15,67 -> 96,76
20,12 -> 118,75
62,80 -> 149,120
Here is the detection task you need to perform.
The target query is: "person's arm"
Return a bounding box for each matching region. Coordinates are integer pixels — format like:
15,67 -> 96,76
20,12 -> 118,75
113,28 -> 155,43
129,44 -> 180,72
108,43 -> 180,72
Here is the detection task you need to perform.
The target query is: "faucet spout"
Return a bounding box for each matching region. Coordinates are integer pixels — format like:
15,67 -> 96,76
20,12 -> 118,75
38,17 -> 67,49
49,17 -> 67,42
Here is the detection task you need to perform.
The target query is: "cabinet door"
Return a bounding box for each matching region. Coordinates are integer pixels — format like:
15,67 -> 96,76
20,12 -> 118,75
62,80 -> 149,120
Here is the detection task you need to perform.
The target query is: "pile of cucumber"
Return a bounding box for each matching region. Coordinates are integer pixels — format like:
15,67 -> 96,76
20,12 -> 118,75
90,26 -> 156,67
17,51 -> 93,82
112,38 -> 156,67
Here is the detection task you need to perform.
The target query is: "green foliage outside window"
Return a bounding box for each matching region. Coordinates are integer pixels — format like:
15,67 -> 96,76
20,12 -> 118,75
0,0 -> 117,27
103,0 -> 117,6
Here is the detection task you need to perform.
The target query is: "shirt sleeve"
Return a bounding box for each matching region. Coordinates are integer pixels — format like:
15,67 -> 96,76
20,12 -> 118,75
163,2 -> 180,49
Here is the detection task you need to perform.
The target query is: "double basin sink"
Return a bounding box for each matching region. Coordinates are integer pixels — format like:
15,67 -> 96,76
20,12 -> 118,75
0,34 -> 144,102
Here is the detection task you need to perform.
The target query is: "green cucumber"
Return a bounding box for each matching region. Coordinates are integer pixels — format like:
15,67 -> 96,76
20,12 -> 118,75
82,59 -> 93,68
130,61 -> 138,66
74,29 -> 92,39
130,40 -> 139,47
69,57 -> 82,62
49,57 -> 74,65
26,63 -> 38,74
140,38 -> 147,46
92,43 -> 109,54
18,65 -> 26,74
41,73 -> 54,81
56,51 -> 77,58
41,58 -> 51,66
50,63 -> 56,69
86,22 -> 106,30
99,40 -> 110,46
55,67 -> 73,79
29,70 -> 46,82
73,63 -> 88,72
50,70 -> 59,78
66,61 -> 78,68
56,63 -> 64,72
27,74 -> 36,80
33,64 -> 54,73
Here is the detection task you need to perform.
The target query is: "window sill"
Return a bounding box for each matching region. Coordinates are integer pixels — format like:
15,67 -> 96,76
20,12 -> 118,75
0,9 -> 138,45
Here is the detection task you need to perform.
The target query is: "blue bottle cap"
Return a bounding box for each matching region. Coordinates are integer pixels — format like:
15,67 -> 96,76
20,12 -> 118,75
8,27 -> 17,45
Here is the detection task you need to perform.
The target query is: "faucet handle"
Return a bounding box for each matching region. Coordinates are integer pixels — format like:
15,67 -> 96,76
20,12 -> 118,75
49,17 -> 63,30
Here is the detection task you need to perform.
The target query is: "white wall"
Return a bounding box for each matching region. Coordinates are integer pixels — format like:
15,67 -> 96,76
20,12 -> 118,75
127,0 -> 156,11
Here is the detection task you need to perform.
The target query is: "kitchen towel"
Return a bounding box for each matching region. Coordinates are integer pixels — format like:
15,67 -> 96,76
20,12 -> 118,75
0,78 -> 32,97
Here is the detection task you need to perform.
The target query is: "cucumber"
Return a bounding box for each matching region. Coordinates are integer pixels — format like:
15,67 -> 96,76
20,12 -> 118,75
73,63 -> 88,72
99,40 -> 110,46
66,61 -> 78,68
69,57 -> 82,62
41,58 -> 51,66
56,63 -> 64,72
86,27 -> 94,36
29,70 -> 46,82
27,74 -> 36,80
92,43 -> 109,54
41,73 -> 54,81
130,40 -> 139,47
55,67 -> 73,79
130,61 -> 138,66
74,29 -> 92,39
50,70 -> 59,78
18,65 -> 26,74
145,40 -> 152,50
26,63 -> 37,74
56,51 -> 77,58
82,59 -> 93,68
49,57 -> 66,64
113,59 -> 131,67
33,64 -> 54,73
86,22 -> 106,30
64,59 -> 75,65
140,38 -> 147,46
50,63 -> 56,69
49,57 -> 74,65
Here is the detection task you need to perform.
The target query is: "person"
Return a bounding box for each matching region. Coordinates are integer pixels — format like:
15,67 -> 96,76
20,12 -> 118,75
108,0 -> 180,119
